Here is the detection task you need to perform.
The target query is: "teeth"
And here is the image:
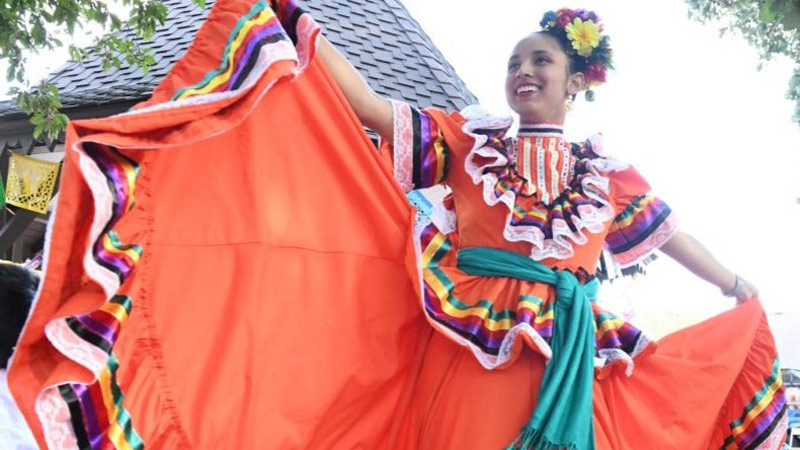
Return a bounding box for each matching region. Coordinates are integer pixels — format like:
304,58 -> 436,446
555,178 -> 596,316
516,85 -> 538,94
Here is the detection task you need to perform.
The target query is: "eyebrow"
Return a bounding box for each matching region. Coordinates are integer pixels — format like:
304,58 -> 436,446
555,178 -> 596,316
508,50 -> 552,61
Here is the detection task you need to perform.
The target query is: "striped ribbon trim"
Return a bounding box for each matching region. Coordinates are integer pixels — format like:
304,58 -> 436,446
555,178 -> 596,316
721,357 -> 787,449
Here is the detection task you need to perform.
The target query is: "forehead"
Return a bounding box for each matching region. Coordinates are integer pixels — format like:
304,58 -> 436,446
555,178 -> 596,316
509,33 -> 563,59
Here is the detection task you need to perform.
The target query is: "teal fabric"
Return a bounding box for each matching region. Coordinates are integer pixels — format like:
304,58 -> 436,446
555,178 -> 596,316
457,247 -> 597,450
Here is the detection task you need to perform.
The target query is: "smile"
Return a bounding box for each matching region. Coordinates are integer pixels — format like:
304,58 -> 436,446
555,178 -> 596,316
515,84 -> 539,96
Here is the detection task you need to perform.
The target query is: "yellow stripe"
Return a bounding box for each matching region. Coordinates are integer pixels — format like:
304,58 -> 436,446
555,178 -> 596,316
731,377 -> 784,435
111,155 -> 138,204
596,317 -> 625,335
177,9 -> 274,99
614,197 -> 654,228
433,137 -> 446,183
102,235 -> 143,263
96,367 -> 132,450
424,269 -> 557,331
421,233 -> 446,267
99,302 -> 129,323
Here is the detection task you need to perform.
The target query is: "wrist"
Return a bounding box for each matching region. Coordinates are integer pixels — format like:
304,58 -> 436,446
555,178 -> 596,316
721,274 -> 744,298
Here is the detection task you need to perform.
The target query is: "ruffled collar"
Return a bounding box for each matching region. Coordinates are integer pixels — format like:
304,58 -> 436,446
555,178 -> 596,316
460,107 -> 628,260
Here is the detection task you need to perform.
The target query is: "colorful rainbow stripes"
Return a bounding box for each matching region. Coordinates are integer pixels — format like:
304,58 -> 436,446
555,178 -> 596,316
171,0 -> 294,101
721,358 -> 787,449
591,303 -> 643,352
59,144 -> 144,449
409,106 -> 449,189
605,195 -> 672,261
418,216 -> 646,359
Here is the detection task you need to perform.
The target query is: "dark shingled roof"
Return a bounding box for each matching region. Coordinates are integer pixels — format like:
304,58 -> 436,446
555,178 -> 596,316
0,0 -> 478,120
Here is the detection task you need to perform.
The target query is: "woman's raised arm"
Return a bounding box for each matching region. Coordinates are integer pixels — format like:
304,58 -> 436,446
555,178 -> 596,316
317,36 -> 394,142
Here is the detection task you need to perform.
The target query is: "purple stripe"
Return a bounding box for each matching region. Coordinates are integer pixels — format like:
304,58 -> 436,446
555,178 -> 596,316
227,23 -> 283,89
90,150 -> 130,220
737,393 -> 786,446
418,113 -> 435,184
281,0 -> 298,22
606,201 -> 667,248
424,294 -> 554,350
75,315 -> 117,347
94,244 -> 134,279
70,383 -> 103,447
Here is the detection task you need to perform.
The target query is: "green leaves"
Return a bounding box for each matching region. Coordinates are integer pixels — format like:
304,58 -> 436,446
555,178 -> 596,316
686,0 -> 800,128
1,0 -> 204,139
13,81 -> 68,142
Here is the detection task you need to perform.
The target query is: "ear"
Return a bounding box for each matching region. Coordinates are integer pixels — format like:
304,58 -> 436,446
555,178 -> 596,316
566,72 -> 586,97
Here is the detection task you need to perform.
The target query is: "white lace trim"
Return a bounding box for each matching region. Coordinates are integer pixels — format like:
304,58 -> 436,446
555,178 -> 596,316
587,133 -> 604,155
460,109 -> 628,261
28,6 -> 324,446
412,212 -> 553,370
74,144 -> 121,299
117,12 -> 320,118
611,212 -> 679,269
36,388 -> 78,450
429,196 -> 457,234
390,100 -> 414,192
755,410 -> 788,449
45,320 -> 109,375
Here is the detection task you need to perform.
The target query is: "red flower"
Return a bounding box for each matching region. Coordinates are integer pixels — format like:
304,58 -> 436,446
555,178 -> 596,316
556,8 -> 576,27
585,61 -> 606,85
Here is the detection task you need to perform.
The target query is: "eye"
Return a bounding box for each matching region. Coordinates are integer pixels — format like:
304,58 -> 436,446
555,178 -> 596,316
535,57 -> 550,65
507,62 -> 520,72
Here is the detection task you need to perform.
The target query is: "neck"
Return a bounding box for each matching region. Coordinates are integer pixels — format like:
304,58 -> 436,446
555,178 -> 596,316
517,122 -> 564,138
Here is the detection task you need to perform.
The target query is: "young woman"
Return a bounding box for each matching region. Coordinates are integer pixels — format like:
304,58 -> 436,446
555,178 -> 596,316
8,2 -> 785,449
316,7 -> 781,450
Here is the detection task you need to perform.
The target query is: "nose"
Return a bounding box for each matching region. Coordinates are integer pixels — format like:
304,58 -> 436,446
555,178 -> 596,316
515,60 -> 534,78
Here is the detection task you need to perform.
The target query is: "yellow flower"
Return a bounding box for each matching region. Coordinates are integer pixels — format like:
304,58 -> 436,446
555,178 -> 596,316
565,18 -> 601,57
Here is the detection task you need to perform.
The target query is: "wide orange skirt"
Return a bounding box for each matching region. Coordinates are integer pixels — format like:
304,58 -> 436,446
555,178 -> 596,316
8,1 -> 786,449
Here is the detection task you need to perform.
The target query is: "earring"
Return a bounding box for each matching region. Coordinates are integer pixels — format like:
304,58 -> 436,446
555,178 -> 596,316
565,97 -> 574,112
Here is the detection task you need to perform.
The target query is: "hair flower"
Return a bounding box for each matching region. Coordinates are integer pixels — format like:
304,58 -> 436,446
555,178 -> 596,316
538,7 -> 614,94
565,18 -> 601,57
556,8 -> 576,27
540,11 -> 558,28
585,61 -> 607,86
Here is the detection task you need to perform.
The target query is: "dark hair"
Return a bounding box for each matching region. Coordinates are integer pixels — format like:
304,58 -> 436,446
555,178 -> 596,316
0,264 -> 39,369
535,30 -> 597,101
536,29 -> 588,76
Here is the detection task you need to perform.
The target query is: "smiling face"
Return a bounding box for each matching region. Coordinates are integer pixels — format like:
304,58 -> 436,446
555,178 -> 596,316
505,32 -> 585,125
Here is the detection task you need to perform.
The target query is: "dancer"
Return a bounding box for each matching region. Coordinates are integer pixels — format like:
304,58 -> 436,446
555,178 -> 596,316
316,7 -> 782,449
8,1 -> 785,449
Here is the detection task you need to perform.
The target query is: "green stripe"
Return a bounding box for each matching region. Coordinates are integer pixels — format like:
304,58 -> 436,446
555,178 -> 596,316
429,266 -> 524,322
171,1 -> 268,100
614,195 -> 651,222
730,358 -> 782,429
108,353 -> 144,448
110,295 -> 133,315
429,265 -> 552,322
106,231 -> 144,256
428,235 -> 451,266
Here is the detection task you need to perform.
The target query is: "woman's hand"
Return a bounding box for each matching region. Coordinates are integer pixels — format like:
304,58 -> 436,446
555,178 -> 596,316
724,275 -> 759,304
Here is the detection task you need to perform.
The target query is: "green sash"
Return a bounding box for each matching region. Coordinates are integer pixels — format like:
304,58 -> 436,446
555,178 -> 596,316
457,247 -> 598,450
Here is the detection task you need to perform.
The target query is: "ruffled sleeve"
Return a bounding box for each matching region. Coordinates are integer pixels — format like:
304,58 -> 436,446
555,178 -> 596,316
603,163 -> 678,268
382,100 -> 451,192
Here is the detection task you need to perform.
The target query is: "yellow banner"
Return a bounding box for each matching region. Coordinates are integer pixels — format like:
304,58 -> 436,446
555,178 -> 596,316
6,153 -> 61,214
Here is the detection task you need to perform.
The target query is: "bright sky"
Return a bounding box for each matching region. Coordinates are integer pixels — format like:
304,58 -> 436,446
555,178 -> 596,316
2,0 -> 798,362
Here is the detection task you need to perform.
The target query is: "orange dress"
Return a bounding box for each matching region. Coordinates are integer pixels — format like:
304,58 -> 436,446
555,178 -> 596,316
8,1 -> 787,449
